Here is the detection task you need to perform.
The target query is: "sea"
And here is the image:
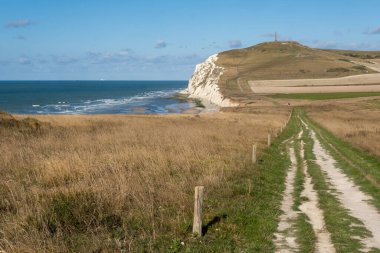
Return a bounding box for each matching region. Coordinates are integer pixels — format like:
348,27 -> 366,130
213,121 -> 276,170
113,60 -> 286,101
0,80 -> 195,114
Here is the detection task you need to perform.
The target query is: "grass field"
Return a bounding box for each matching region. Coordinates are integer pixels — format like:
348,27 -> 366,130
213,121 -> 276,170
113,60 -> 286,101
325,49 -> 380,59
364,99 -> 380,109
268,92 -> 380,100
306,102 -> 380,157
0,108 -> 291,252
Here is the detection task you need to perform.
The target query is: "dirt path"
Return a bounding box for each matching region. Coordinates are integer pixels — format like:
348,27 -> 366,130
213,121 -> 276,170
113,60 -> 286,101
275,129 -> 335,252
274,143 -> 299,253
275,114 -> 380,251
309,127 -> 380,250
299,139 -> 336,253
352,60 -> 380,72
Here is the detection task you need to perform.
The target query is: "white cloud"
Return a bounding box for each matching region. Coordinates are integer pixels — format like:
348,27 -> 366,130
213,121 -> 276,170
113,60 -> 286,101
228,40 -> 242,48
310,40 -> 339,49
6,19 -> 32,28
18,57 -> 32,65
14,36 -> 27,40
11,49 -> 203,70
308,40 -> 380,50
368,26 -> 380,35
155,40 -> 167,49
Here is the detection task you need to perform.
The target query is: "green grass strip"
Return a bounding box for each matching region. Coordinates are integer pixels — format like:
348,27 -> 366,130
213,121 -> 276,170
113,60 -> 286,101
182,112 -> 299,252
269,92 -> 380,100
292,132 -> 316,253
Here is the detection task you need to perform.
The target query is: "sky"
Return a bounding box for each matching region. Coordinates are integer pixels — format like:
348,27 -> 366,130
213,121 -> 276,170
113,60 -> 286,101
1,0 -> 380,80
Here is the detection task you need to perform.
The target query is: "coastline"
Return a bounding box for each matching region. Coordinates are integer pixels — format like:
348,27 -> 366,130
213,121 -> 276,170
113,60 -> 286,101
187,54 -> 239,107
4,89 -> 220,117
173,89 -> 220,114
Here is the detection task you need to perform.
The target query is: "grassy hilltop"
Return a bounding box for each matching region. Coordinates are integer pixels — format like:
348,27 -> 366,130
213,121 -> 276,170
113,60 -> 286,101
216,41 -> 380,100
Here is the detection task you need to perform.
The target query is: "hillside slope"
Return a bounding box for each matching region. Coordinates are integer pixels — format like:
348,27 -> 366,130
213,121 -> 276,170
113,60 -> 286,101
217,42 -> 377,97
188,41 -> 380,106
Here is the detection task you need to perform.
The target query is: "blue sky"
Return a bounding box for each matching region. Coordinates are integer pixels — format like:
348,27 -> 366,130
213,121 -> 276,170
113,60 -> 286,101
1,0 -> 380,80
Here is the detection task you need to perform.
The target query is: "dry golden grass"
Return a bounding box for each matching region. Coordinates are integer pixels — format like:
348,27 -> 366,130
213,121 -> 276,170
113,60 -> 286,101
306,100 -> 380,157
326,49 -> 380,59
0,108 -> 288,252
213,41 -> 378,104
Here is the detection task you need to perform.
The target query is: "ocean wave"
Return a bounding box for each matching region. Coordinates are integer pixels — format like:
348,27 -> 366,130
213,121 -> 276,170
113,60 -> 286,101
33,88 -> 191,114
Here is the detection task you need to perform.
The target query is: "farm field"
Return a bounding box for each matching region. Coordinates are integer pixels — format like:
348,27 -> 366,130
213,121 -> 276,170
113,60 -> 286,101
248,60 -> 380,95
268,92 -> 380,100
251,84 -> 380,94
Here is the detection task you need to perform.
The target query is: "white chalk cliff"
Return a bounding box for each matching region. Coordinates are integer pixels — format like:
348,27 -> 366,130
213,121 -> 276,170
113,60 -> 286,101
188,54 -> 238,107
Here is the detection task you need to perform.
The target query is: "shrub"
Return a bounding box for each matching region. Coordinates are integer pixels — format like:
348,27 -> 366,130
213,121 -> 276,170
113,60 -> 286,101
326,67 -> 350,73
352,65 -> 367,71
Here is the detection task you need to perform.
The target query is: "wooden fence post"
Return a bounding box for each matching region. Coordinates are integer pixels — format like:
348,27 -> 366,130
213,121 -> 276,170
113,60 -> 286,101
252,144 -> 257,164
193,186 -> 204,236
267,133 -> 271,147
247,179 -> 252,195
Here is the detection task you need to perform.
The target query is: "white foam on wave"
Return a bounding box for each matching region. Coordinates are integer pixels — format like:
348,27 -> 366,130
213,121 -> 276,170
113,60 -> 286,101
34,88 -> 187,114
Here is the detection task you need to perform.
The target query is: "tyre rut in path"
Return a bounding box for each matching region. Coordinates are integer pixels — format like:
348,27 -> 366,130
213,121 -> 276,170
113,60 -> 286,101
298,139 -> 336,253
274,141 -> 299,253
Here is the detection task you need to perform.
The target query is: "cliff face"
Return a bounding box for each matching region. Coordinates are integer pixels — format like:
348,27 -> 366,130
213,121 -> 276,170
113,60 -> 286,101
188,54 -> 238,107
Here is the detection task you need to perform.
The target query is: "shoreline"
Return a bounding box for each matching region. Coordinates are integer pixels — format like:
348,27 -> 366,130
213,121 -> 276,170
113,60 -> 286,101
1,83 -> 222,116
0,80 -> 192,115
173,89 -> 220,114
7,97 -> 220,117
